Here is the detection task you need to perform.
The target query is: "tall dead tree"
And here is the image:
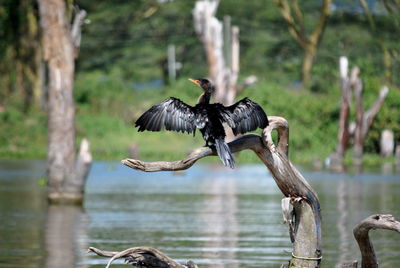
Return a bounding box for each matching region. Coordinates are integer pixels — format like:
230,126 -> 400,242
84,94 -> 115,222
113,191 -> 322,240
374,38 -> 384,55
38,0 -> 91,203
274,0 -> 332,84
330,57 -> 389,170
330,57 -> 352,171
90,116 -> 323,268
352,69 -> 389,166
193,0 -> 255,106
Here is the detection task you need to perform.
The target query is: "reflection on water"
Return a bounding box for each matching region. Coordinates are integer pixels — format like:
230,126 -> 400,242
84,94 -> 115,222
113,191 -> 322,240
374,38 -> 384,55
45,205 -> 88,268
0,161 -> 399,267
199,177 -> 239,268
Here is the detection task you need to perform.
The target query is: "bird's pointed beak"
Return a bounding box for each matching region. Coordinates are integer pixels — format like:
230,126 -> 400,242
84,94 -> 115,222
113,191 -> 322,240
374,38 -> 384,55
188,78 -> 200,86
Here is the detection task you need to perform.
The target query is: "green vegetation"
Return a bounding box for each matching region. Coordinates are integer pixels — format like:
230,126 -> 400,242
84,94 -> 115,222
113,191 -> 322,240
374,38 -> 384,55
0,0 -> 399,165
2,75 -> 399,166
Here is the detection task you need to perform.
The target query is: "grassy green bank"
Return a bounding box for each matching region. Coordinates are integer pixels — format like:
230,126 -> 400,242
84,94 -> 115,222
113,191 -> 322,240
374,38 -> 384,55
1,75 -> 399,167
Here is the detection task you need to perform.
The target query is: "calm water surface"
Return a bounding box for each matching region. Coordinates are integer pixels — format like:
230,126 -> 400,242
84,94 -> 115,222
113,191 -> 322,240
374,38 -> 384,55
0,161 -> 399,267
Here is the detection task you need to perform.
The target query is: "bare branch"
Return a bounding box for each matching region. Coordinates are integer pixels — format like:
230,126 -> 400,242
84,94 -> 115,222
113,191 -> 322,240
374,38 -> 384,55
122,134 -> 262,172
291,0 -> 305,34
309,0 -> 332,45
236,75 -> 258,94
358,0 -> 375,30
362,86 -> 389,138
70,8 -> 87,57
88,246 -> 197,268
274,0 -> 308,49
105,116 -> 322,267
122,116 -> 290,173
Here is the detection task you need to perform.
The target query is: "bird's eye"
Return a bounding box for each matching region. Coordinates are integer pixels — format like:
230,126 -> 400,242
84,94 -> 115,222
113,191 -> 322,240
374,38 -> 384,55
373,215 -> 380,220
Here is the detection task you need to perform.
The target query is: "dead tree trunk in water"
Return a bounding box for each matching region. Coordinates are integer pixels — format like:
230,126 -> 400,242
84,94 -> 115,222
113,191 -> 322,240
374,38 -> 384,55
330,57 -> 389,171
351,68 -> 389,168
330,57 -> 352,172
38,0 -> 91,204
90,116 -> 322,268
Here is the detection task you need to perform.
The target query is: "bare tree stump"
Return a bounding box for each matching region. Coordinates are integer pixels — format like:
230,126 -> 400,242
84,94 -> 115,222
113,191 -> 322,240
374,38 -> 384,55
107,116 -> 322,268
380,129 -> 394,157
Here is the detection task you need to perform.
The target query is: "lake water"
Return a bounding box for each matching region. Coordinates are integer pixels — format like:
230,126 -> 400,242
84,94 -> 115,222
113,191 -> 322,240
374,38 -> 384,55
0,161 -> 399,268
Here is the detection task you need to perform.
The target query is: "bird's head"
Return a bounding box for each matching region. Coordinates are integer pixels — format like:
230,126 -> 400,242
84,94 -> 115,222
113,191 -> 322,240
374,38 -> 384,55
188,78 -> 215,93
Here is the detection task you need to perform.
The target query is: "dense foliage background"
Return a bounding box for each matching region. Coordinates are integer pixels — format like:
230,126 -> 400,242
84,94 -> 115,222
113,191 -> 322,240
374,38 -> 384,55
0,0 -> 399,165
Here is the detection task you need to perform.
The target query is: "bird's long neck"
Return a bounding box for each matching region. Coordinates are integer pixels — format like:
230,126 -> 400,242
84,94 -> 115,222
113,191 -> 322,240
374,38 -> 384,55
197,90 -> 212,104
354,228 -> 378,268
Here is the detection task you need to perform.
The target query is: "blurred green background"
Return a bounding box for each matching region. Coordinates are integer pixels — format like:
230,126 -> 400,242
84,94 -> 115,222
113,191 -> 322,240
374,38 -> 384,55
0,0 -> 399,165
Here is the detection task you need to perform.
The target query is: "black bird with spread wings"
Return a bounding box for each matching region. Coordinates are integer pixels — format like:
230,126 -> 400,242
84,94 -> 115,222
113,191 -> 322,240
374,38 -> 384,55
135,78 -> 269,168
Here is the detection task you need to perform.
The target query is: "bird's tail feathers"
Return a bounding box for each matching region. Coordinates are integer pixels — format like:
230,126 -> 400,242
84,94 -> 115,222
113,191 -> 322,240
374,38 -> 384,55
215,139 -> 235,169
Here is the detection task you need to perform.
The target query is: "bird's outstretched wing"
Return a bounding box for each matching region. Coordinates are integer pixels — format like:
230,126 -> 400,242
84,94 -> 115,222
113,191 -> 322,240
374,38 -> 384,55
135,97 -> 197,134
220,97 -> 269,135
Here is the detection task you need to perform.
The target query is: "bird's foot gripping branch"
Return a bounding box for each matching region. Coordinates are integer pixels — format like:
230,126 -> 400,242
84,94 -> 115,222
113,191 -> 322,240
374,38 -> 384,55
90,116 -> 322,268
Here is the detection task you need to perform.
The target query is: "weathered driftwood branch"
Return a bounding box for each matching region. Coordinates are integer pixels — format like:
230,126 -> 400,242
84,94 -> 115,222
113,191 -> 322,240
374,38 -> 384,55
88,247 -> 198,268
118,116 -> 322,268
341,214 -> 400,268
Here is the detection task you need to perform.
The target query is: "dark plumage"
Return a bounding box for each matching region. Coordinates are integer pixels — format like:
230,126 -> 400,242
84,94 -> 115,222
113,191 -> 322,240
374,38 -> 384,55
135,78 -> 269,168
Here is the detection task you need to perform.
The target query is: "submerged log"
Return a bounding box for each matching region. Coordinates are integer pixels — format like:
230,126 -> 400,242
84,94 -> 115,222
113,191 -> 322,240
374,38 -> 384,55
94,116 -> 321,268
88,247 -> 198,268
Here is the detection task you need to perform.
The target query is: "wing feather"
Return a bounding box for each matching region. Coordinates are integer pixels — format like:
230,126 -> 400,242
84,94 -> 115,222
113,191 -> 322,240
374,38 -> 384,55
220,98 -> 269,135
135,97 -> 196,134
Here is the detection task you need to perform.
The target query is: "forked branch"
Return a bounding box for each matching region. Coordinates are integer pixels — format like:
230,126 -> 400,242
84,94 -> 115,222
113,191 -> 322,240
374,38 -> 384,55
118,116 -> 322,268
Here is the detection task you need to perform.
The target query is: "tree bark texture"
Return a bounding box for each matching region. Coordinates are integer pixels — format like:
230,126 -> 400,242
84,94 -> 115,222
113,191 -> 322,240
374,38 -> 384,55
38,0 -> 91,203
121,116 -> 322,268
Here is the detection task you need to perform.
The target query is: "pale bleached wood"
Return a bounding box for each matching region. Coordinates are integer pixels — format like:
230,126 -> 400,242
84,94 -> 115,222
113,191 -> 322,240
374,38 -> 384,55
331,57 -> 389,171
120,116 -> 322,268
332,57 -> 351,171
193,0 -> 255,107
